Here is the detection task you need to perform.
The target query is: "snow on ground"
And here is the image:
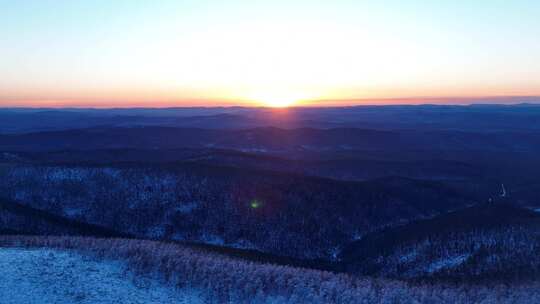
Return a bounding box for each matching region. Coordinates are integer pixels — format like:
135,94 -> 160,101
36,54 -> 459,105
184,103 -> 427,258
426,254 -> 470,274
0,248 -> 203,304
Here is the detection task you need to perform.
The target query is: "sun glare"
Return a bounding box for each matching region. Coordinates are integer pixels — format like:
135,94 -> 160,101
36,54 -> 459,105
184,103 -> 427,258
263,97 -> 295,108
249,92 -> 305,108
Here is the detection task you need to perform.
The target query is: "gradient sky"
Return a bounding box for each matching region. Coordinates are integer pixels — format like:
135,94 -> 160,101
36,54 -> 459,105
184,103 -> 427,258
1,0 -> 539,107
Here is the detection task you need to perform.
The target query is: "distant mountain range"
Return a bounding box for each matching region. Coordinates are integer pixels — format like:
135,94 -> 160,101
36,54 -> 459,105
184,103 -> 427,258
1,126 -> 540,154
2,104 -> 540,133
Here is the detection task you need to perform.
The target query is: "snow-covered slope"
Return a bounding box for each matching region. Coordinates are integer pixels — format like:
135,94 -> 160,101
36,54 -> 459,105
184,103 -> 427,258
0,248 -> 202,304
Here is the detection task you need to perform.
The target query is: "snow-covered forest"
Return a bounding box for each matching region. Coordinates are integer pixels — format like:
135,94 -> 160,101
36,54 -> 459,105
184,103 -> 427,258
2,236 -> 540,304
0,163 -> 473,260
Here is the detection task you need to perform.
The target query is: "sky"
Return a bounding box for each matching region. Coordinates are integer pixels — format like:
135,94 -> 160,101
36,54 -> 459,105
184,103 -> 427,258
1,0 -> 539,107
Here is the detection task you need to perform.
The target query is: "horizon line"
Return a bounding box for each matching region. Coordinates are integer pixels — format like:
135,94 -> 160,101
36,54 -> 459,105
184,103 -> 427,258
1,95 -> 539,109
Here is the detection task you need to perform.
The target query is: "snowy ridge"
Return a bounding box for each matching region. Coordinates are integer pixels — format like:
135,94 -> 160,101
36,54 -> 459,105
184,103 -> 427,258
3,236 -> 540,303
0,248 -> 202,304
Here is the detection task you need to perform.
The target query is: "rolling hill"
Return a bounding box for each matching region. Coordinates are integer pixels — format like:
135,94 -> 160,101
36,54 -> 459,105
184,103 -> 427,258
340,203 -> 540,281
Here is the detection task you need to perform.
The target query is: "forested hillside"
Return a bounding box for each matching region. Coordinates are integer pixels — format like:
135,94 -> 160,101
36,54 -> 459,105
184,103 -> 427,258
3,235 -> 540,304
0,198 -> 126,237
340,204 -> 540,281
0,162 -> 475,259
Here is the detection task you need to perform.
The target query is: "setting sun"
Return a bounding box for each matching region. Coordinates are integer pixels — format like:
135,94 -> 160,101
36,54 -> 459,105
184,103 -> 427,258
260,95 -> 296,108
248,91 -> 307,108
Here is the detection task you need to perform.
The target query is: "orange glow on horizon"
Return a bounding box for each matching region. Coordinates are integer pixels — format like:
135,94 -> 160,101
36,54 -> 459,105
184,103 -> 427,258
2,82 -> 539,108
2,94 -> 539,109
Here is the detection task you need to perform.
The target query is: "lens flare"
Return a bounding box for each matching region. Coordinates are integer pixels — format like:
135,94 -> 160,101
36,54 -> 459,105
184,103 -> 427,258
250,199 -> 262,209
